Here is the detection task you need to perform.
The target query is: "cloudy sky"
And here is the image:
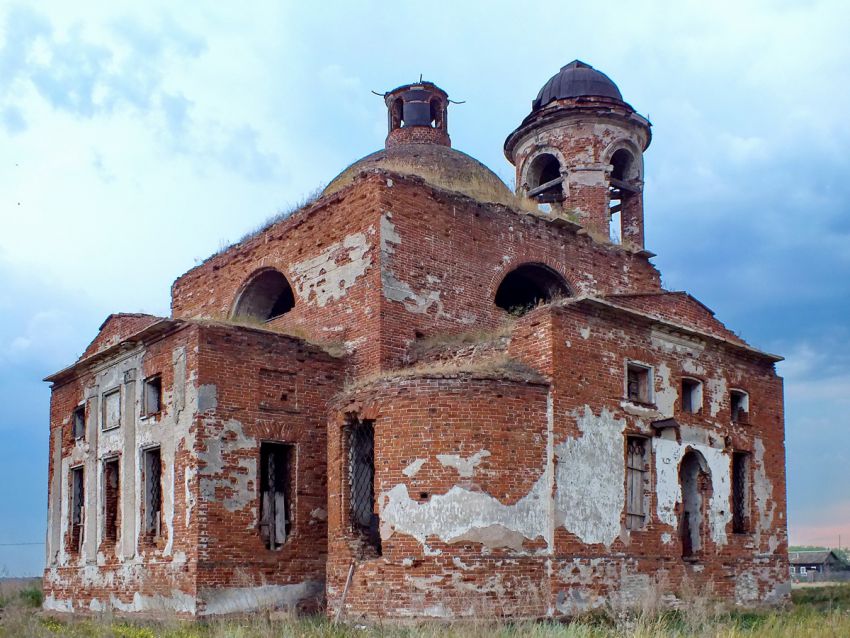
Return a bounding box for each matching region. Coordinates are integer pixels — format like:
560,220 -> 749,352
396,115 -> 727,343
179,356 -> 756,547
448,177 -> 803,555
1,0 -> 848,575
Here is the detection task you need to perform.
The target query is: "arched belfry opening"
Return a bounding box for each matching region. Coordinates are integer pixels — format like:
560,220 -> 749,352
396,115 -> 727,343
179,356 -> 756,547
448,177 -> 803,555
608,148 -> 639,245
526,153 -> 564,204
232,269 -> 295,322
679,449 -> 712,560
495,263 -> 570,316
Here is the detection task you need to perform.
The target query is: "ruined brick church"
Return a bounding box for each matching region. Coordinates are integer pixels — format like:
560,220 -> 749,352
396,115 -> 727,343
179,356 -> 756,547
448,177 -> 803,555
43,61 -> 790,618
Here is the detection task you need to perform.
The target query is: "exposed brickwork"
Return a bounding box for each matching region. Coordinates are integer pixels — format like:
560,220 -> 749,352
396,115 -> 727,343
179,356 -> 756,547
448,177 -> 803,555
44,69 -> 788,619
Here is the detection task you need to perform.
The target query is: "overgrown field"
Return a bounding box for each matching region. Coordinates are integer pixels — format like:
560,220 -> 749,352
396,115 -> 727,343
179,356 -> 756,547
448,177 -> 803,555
1,581 -> 849,637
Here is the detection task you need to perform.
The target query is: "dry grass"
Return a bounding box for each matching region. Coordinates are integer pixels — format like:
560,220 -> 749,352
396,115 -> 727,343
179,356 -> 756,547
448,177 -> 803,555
344,354 -> 544,394
408,323 -> 514,361
2,581 -> 850,636
206,317 -> 347,359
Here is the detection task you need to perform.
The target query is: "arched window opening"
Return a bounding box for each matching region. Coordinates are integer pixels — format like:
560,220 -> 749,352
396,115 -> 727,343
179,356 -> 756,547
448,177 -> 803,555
608,149 -> 637,245
495,263 -> 570,316
232,270 -> 295,322
390,98 -> 403,130
526,153 -> 564,203
429,98 -> 443,129
679,450 -> 711,560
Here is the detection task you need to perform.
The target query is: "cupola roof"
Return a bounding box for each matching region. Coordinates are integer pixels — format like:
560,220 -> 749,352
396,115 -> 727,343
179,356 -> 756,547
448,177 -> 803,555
532,60 -> 622,109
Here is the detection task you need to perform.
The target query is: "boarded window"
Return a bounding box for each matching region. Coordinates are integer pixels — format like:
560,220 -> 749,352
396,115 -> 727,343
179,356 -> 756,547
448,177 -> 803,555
102,388 -> 121,430
348,419 -> 381,554
72,405 -> 85,439
142,447 -> 162,539
103,458 -> 120,543
732,451 -> 751,533
70,466 -> 84,553
259,442 -> 292,550
625,437 -> 648,530
627,363 -> 652,403
142,376 -> 162,417
730,390 -> 749,423
681,378 -> 702,414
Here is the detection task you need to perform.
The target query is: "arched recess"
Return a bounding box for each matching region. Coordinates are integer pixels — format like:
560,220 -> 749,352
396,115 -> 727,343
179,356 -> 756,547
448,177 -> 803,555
232,269 -> 295,322
679,449 -> 712,559
494,263 -> 571,316
604,142 -> 643,245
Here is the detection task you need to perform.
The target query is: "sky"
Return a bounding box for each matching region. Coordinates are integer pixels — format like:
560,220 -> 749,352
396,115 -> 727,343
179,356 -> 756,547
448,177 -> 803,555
1,0 -> 848,576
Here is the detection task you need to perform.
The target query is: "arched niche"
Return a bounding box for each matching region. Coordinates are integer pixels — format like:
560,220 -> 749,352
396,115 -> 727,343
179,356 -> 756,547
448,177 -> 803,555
679,449 -> 712,559
494,263 -> 571,316
232,269 -> 295,322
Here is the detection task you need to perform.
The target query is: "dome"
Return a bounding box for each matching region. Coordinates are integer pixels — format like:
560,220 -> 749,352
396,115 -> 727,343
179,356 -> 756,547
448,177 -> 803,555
323,143 -> 513,204
532,60 -> 622,110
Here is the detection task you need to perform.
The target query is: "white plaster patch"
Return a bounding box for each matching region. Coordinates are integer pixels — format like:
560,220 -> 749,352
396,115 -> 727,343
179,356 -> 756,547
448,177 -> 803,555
579,327 -> 591,339
290,231 -> 372,307
752,437 -> 777,552
653,438 -> 732,546
402,458 -> 427,478
654,362 -> 677,417
554,407 -> 626,548
197,419 -> 257,513
706,374 -> 728,417
436,450 -> 491,478
200,582 -> 322,615
380,213 -> 446,316
661,532 -> 673,544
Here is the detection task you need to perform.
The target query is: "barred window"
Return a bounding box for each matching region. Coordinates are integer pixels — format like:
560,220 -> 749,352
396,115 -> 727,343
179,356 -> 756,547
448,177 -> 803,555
625,437 -> 648,530
259,442 -> 292,550
70,466 -> 84,553
347,419 -> 381,554
103,458 -> 120,543
732,451 -> 751,533
142,447 -> 162,539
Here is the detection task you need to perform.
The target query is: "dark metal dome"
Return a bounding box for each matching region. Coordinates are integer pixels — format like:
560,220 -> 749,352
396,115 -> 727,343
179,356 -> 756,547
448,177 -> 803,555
532,60 -> 622,109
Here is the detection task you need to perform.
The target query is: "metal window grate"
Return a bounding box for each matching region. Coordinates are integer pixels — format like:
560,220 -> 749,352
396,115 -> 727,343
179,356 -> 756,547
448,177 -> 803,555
144,448 -> 162,538
70,466 -> 84,552
348,420 -> 380,553
732,452 -> 749,533
625,437 -> 646,530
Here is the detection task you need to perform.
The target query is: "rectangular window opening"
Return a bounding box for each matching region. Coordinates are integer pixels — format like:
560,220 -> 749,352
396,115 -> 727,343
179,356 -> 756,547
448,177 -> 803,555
70,466 -> 84,553
347,419 -> 381,555
681,378 -> 703,414
142,447 -> 162,540
625,436 -> 648,530
259,442 -> 293,550
102,388 -> 121,430
103,458 -> 120,544
609,194 -> 623,245
72,405 -> 86,439
626,363 -> 652,404
142,376 -> 162,418
730,390 -> 749,423
732,451 -> 751,534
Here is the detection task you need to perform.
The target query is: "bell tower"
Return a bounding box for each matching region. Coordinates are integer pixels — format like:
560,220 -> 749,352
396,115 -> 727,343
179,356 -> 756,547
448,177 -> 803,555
384,81 -> 450,149
504,61 -> 651,250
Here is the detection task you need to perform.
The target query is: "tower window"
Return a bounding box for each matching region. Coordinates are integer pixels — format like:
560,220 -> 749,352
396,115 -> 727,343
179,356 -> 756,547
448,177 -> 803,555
103,458 -> 120,544
347,419 -> 381,555
232,269 -> 295,322
142,376 -> 162,418
681,378 -> 703,414
526,153 -> 563,202
494,263 -> 570,316
732,451 -> 751,533
608,149 -> 638,245
730,390 -> 749,423
259,442 -> 293,550
625,437 -> 648,530
72,405 -> 85,439
69,466 -> 84,553
626,363 -> 652,404
142,447 -> 162,540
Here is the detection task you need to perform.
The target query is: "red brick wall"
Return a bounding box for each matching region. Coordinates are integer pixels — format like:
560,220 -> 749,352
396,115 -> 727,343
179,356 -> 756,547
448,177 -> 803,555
193,323 -> 344,613
326,376 -> 551,619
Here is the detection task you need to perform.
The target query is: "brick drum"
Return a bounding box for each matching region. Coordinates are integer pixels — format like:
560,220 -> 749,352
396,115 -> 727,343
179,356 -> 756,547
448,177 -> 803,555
42,65 -> 789,619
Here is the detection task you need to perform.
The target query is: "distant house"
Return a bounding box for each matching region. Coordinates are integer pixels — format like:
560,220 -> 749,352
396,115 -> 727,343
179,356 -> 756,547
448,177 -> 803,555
789,550 -> 849,578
